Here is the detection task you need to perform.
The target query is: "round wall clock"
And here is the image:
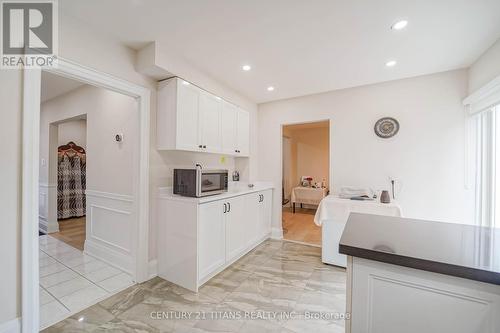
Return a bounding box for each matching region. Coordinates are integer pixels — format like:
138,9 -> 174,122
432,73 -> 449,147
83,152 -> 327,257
374,117 -> 399,138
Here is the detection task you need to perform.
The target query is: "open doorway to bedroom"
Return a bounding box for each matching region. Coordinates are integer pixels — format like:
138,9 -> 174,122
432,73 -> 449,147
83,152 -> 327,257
282,120 -> 330,246
38,71 -> 137,329
49,116 -> 87,251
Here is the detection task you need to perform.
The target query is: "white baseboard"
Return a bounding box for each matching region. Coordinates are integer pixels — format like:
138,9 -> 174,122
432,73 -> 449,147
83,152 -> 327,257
39,216 -> 59,233
148,259 -> 158,279
271,227 -> 283,239
0,318 -> 20,333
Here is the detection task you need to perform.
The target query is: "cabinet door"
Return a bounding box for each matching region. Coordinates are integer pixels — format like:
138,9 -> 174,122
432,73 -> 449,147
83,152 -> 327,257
198,201 -> 225,280
236,109 -> 250,156
225,195 -> 250,262
176,81 -> 201,151
245,192 -> 260,244
257,190 -> 273,239
199,92 -> 222,153
221,101 -> 238,155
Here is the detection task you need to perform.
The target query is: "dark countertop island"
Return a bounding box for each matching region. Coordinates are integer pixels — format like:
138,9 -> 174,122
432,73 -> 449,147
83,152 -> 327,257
339,213 -> 500,285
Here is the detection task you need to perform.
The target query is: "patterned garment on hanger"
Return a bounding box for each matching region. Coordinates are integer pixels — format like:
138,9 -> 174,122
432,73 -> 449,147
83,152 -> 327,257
58,154 -> 86,219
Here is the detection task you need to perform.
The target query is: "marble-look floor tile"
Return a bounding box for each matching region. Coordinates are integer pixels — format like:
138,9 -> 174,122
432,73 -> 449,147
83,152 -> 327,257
44,239 -> 349,333
83,265 -> 122,283
283,315 -> 345,333
93,318 -> 161,333
239,319 -> 296,333
99,284 -> 153,316
39,256 -> 57,268
199,267 -> 252,302
40,269 -> 79,288
39,235 -> 134,330
57,252 -> 96,268
97,272 -> 134,293
117,302 -> 190,332
40,300 -> 70,329
42,304 -> 115,333
40,288 -> 56,305
40,262 -> 67,277
46,276 -> 94,299
73,259 -> 109,275
58,284 -> 109,310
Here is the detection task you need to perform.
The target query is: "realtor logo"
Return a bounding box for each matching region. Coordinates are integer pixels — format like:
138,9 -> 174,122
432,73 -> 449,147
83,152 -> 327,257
1,0 -> 58,68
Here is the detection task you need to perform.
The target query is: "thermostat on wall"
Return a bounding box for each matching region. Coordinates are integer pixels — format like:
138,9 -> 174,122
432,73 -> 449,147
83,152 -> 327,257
115,133 -> 124,142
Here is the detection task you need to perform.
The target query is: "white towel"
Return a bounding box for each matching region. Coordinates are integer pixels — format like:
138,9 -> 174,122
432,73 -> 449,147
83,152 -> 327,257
338,186 -> 373,199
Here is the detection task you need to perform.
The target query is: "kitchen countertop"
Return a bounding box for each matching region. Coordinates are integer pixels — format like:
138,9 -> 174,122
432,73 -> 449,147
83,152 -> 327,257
158,182 -> 274,204
339,213 -> 500,285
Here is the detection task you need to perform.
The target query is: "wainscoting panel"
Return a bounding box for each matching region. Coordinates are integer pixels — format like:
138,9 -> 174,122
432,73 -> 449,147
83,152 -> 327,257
39,183 -> 58,233
351,257 -> 500,333
85,190 -> 136,275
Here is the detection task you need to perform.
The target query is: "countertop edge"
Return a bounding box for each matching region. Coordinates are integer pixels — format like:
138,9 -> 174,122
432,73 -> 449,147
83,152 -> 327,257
339,244 -> 500,286
157,184 -> 275,204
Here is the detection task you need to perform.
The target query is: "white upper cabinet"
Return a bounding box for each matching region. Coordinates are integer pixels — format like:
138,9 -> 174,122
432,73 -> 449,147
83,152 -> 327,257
157,77 -> 249,156
176,81 -> 201,151
199,91 -> 222,153
221,101 -> 238,155
236,109 -> 250,156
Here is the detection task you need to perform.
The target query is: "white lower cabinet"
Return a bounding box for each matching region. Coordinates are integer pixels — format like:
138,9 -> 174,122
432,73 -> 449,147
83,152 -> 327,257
198,200 -> 225,281
225,195 -> 251,262
158,187 -> 274,292
257,189 -> 272,240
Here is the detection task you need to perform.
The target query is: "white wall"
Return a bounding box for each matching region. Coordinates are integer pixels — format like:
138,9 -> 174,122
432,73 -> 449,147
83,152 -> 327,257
283,126 -> 330,190
1,12 -> 259,324
40,85 -> 136,195
259,70 -> 475,236
39,85 -> 139,270
468,38 -> 500,93
0,70 -> 22,325
57,119 -> 87,149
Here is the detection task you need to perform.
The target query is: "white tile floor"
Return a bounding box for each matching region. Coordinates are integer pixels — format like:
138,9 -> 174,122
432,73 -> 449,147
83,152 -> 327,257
39,235 -> 134,329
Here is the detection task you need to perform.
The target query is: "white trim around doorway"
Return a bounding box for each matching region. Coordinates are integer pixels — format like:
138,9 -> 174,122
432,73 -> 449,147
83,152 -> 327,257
22,58 -> 151,333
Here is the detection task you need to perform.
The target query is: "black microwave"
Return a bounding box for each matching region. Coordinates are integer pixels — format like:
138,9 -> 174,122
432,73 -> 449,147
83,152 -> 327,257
173,169 -> 228,197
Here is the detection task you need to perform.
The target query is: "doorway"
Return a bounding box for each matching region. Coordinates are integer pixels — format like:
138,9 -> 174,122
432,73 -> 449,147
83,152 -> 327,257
281,120 -> 330,246
51,117 -> 88,251
22,59 -> 151,333
37,71 -> 142,329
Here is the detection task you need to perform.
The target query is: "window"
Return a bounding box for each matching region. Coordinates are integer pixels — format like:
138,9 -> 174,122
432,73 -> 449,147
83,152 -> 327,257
471,104 -> 499,228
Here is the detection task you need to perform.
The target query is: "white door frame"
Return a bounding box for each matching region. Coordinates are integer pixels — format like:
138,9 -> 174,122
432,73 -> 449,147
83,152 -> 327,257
22,58 -> 151,332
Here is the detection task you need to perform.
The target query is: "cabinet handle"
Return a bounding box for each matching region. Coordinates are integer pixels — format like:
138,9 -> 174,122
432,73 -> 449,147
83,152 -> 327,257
198,145 -> 203,148
261,194 -> 264,202
203,145 -> 207,148
223,203 -> 227,213
227,202 -> 231,212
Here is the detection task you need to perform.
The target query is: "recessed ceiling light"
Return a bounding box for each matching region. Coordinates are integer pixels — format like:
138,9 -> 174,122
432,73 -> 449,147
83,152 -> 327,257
78,317 -> 85,322
267,86 -> 275,92
385,60 -> 397,67
242,65 -> 251,71
391,20 -> 408,30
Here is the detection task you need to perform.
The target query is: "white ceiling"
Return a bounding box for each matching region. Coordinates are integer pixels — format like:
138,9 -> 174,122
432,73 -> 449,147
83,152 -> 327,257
60,0 -> 500,103
41,72 -> 85,102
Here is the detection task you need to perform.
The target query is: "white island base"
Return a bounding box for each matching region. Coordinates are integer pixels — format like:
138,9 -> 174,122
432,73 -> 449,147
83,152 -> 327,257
346,257 -> 500,333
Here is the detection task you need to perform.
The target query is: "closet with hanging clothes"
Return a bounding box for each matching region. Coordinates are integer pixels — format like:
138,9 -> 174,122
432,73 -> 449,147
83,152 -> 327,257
57,141 -> 86,219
